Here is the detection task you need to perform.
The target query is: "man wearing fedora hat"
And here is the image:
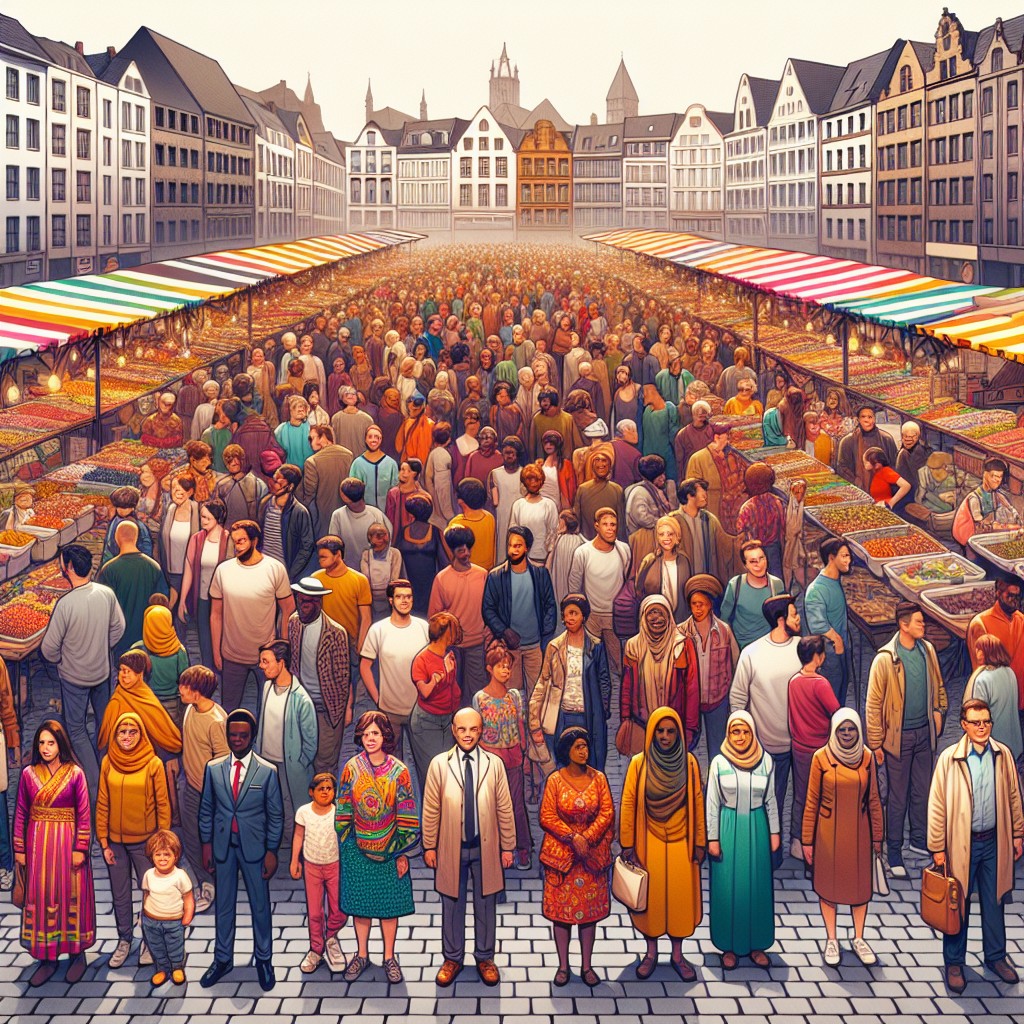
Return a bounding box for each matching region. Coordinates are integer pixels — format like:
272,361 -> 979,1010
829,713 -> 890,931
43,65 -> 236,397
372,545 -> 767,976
288,576 -> 354,775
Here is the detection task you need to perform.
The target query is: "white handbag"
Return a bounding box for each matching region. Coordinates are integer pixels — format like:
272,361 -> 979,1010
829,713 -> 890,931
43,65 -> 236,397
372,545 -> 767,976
872,850 -> 890,897
612,854 -> 649,912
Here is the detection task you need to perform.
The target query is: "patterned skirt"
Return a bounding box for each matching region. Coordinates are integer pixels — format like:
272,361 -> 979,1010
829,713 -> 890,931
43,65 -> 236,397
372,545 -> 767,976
339,838 -> 414,919
542,860 -> 611,925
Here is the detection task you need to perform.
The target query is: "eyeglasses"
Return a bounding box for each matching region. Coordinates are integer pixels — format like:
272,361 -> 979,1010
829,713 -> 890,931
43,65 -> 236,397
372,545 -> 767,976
964,718 -> 993,727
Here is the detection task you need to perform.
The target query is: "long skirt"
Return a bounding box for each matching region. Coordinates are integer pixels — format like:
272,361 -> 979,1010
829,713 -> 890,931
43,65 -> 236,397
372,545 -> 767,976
339,838 -> 414,919
709,805 -> 775,955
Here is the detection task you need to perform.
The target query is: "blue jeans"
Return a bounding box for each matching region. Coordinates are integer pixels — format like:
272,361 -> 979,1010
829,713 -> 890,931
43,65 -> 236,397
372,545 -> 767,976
0,791 -> 12,871
141,915 -> 186,971
821,645 -> 849,707
59,677 -> 110,793
943,831 -> 1006,967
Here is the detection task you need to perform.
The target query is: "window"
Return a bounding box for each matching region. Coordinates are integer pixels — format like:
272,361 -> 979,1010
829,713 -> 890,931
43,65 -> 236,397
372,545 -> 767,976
993,49 -> 1005,73
51,214 -> 66,246
137,213 -> 146,242
350,151 -> 361,172
52,123 -> 65,156
76,87 -> 90,118
26,118 -> 38,151
103,98 -> 112,128
984,174 -> 994,201
103,136 -> 111,167
136,106 -> 145,133
168,110 -> 176,131
350,179 -> 361,203
1010,172 -> 1019,201
52,80 -> 65,111
154,221 -> 164,244
76,171 -> 91,202
5,165 -> 18,200
983,219 -> 994,245
1011,126 -> 1020,157
51,168 -> 66,202
478,157 -> 490,177
76,129 -> 91,160
136,178 -> 145,205
76,214 -> 91,246
155,107 -> 165,128
899,65 -> 912,92
983,87 -> 993,115
27,74 -> 38,105
1010,82 -> 1020,110
911,101 -> 922,127
5,115 -> 18,149
26,167 -> 38,201
6,216 -> 18,253
460,157 -> 471,178
102,175 -> 111,205
496,156 -> 507,177
982,132 -> 993,159
154,181 -> 165,204
459,183 -> 471,206
496,184 -> 508,207
1009,220 -> 1019,246
26,216 -> 39,250
478,183 -> 490,206
6,68 -> 18,101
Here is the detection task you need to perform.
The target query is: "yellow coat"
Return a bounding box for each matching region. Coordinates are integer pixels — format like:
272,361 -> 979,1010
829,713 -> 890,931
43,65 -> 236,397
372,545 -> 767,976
618,709 -> 706,938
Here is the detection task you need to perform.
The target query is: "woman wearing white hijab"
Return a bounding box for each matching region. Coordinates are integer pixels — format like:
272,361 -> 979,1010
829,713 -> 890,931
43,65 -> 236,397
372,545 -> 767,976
802,709 -> 884,968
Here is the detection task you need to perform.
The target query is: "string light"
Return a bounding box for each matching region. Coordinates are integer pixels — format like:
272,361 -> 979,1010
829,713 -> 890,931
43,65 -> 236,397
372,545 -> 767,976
116,355 -> 126,367
870,342 -> 884,358
86,367 -> 95,380
6,384 -> 20,404
805,322 -> 814,333
826,333 -> 836,346
849,334 -> 860,352
47,373 -> 61,393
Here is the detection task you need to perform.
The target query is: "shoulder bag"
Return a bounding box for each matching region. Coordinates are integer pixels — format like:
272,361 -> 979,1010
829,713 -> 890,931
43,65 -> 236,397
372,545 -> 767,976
612,854 -> 648,912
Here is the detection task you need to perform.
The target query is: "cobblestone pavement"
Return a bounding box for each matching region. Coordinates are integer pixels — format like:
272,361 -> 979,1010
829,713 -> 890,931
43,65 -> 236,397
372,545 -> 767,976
2,620 -> 1023,1024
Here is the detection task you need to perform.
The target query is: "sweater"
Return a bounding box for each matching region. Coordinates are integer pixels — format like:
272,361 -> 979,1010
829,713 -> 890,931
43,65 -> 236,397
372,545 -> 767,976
96,755 -> 171,845
40,581 -> 126,687
730,633 -> 801,754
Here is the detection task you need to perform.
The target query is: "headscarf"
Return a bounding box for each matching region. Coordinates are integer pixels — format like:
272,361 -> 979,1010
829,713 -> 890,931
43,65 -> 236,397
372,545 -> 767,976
381,387 -> 401,413
625,595 -> 687,720
684,573 -> 723,603
143,605 -> 184,659
643,706 -> 687,823
827,708 -> 866,768
720,709 -> 764,770
104,711 -> 158,775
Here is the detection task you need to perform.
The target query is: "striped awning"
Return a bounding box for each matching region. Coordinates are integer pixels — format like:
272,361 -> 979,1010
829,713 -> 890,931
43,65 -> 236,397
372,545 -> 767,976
0,230 -> 423,359
585,229 -> 1006,334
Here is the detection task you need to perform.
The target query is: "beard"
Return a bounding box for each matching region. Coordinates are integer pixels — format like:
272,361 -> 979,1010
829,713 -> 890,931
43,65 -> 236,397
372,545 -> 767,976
507,551 -> 528,566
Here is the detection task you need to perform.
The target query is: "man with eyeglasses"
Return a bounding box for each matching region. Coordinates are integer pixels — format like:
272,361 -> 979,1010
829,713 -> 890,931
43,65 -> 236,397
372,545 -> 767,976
928,698 -> 1024,993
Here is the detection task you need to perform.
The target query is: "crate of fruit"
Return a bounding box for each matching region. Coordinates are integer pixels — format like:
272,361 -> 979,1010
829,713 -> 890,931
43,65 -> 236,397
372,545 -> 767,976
0,599 -> 50,645
25,515 -> 76,546
967,530 -> 1024,573
883,553 -> 986,597
845,524 -> 949,578
20,524 -> 60,563
801,484 -> 874,509
920,582 -> 997,631
806,503 -> 904,536
0,529 -> 36,578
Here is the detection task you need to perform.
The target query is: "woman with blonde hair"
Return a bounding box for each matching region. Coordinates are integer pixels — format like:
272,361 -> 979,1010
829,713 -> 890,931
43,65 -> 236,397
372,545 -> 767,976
635,515 -> 692,623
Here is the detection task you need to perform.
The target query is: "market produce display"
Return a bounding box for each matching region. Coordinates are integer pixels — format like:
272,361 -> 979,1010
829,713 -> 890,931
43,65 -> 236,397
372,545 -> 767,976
979,535 -> 1024,561
842,567 -> 899,625
0,600 -> 50,641
0,530 -> 36,548
803,484 -> 873,508
857,531 -> 947,559
809,504 -> 904,534
884,555 -> 985,592
924,588 -> 995,617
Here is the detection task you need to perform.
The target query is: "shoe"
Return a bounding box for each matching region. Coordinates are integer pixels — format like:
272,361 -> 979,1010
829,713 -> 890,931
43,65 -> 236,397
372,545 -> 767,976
789,838 -> 803,861
435,958 -> 462,986
581,967 -> 600,988
852,938 -> 877,966
514,850 -> 531,871
28,961 -> 57,987
255,958 -> 275,991
344,955 -> 371,982
325,935 -> 347,972
988,958 -> 1020,985
907,843 -> 930,858
299,949 -> 322,974
824,940 -> 841,966
750,950 -> 771,969
945,964 -> 966,993
721,951 -> 738,970
66,954 -> 87,983
172,969 -> 186,985
151,971 -> 168,986
195,882 -> 215,913
109,940 -> 131,969
0,868 -> 13,891
888,859 -> 907,879
138,941 -> 154,966
635,954 -> 657,979
553,967 -> 570,986
476,959 -> 500,986
383,957 -> 403,983
200,960 -> 234,987
670,957 -> 696,982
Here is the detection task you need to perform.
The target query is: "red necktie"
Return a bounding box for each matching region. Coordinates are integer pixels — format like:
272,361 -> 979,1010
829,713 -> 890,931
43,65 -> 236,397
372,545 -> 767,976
231,759 -> 242,832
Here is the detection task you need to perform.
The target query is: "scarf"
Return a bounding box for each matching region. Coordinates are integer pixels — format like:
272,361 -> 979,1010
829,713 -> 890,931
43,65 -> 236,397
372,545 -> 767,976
104,712 -> 158,774
827,708 -> 866,768
625,595 -> 686,721
644,708 -> 687,822
143,605 -> 184,658
720,709 -> 764,770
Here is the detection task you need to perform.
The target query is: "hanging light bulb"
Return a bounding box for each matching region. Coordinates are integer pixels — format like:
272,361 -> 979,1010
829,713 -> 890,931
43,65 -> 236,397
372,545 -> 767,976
69,349 -> 79,363
116,355 -> 126,368
826,333 -> 836,346
783,319 -> 789,329
86,367 -> 95,380
231,314 -> 238,323
870,341 -> 884,358
849,335 -> 860,352
47,373 -> 61,393
6,383 -> 20,404
135,345 -> 144,359
805,322 -> 814,333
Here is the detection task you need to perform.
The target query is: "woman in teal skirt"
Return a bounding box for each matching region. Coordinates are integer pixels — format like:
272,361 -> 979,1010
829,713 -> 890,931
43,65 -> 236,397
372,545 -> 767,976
705,709 -> 780,969
336,710 -> 419,984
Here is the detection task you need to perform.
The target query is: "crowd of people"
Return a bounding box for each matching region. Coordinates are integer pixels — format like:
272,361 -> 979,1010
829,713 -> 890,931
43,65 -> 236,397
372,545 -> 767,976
2,243 -> 1024,997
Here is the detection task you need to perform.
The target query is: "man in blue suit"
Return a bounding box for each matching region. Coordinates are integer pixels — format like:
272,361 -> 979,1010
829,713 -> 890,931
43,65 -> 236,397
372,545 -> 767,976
198,708 -> 283,991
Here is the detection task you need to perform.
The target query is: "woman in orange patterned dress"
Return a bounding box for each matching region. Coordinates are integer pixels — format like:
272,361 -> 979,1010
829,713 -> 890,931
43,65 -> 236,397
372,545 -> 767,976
539,726 -> 615,988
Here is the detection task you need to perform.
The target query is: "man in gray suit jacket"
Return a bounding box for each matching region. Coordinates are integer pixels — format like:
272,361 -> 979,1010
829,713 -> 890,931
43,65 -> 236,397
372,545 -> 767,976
198,709 -> 283,991
300,425 -> 353,536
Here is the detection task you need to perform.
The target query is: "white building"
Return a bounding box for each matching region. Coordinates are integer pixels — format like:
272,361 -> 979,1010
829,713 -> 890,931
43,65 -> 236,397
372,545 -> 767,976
571,120 -> 623,232
397,118 -> 467,233
0,16 -> 48,286
725,74 -> 778,247
767,58 -> 845,253
239,91 -> 295,243
347,120 -> 398,230
277,109 -> 314,237
819,43 -> 904,264
451,106 -> 516,237
312,133 -> 346,237
622,113 -> 678,229
669,104 -> 730,239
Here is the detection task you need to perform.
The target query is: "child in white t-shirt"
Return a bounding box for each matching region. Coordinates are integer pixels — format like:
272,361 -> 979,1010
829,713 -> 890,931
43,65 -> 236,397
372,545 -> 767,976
291,772 -> 349,974
141,830 -> 194,986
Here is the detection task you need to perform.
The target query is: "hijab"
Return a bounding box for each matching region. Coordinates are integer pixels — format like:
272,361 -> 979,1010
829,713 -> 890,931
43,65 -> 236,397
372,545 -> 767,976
625,595 -> 687,722
142,605 -> 184,659
381,387 -> 401,413
720,709 -> 764,771
104,711 -> 158,775
643,706 -> 687,822
827,707 -> 866,768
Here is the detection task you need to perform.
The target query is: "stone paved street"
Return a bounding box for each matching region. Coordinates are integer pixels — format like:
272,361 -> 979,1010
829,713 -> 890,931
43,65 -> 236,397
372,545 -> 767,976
2,615 -> 1024,1024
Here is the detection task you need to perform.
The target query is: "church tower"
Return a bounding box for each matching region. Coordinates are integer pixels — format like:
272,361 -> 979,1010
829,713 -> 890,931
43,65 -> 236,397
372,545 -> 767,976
489,42 -> 520,110
365,79 -> 373,123
606,57 -> 639,122
420,89 -> 428,120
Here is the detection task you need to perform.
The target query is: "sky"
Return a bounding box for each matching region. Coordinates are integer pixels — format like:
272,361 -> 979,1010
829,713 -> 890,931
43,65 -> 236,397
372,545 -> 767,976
4,0 -> 1017,140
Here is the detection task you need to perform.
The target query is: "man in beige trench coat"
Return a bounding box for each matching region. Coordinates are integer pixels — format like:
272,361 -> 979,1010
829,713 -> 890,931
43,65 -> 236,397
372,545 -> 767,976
422,707 -> 516,988
928,698 -> 1024,993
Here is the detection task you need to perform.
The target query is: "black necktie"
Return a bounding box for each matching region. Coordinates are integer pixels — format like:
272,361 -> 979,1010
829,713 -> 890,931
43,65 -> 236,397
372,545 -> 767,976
463,752 -> 476,840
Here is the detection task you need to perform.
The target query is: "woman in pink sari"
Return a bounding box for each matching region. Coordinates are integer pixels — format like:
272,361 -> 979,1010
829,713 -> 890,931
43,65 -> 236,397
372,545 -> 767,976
13,719 -> 96,986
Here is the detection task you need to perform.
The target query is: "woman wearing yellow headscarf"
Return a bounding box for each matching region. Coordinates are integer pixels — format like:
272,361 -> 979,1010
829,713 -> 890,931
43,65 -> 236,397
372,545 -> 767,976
131,604 -> 190,730
619,706 -> 706,981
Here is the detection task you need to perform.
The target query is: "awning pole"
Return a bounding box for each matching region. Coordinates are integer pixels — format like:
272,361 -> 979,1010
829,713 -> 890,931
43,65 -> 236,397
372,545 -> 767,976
93,336 -> 102,453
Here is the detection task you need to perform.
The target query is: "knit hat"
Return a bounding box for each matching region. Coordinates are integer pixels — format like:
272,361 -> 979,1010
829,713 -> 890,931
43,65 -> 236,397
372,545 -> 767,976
684,574 -> 724,602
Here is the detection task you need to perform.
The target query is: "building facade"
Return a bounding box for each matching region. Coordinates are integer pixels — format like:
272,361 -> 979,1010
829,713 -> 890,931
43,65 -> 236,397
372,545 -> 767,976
312,133 -> 345,237
239,92 -> 295,244
397,119 -> 465,232
622,113 -> 677,228
516,118 -> 572,233
571,120 -> 623,232
346,121 -> 398,230
669,104 -> 729,239
451,106 -> 516,237
725,74 -> 777,247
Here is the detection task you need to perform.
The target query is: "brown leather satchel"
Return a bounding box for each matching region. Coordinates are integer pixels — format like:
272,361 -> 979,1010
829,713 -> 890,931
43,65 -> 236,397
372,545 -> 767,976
921,861 -> 964,935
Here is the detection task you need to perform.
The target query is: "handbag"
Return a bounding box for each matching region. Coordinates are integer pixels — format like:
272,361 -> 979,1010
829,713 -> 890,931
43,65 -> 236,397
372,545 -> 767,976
11,861 -> 26,909
872,850 -> 890,897
612,854 -> 648,912
615,718 -> 645,759
921,861 -> 964,935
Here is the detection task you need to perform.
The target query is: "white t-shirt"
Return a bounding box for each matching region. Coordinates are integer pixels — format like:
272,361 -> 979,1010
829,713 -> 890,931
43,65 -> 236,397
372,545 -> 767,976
567,540 -> 630,614
167,516 -> 192,574
360,616 -> 430,715
260,683 -> 289,762
142,866 -> 193,919
209,556 -> 292,664
295,801 -> 340,865
198,535 -> 221,600
509,496 -> 560,562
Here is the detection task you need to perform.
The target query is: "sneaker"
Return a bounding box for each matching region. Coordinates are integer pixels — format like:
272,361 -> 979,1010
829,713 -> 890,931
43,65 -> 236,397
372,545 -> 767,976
0,868 -> 13,891
823,939 -> 841,966
907,843 -> 930,858
852,938 -> 877,966
325,936 -> 347,973
383,956 -> 403,983
109,939 -> 131,969
514,850 -> 531,871
299,949 -> 323,974
195,882 -> 215,913
889,862 -> 908,879
138,941 -> 154,966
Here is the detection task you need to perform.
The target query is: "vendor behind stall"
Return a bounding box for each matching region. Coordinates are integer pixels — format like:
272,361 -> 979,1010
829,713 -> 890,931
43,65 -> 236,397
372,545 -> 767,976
952,456 -> 1022,547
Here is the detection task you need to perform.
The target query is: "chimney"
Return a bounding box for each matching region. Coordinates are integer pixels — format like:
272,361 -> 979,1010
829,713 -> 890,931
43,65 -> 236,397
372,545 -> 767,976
75,41 -> 84,54
590,113 -> 598,125
107,46 -> 116,59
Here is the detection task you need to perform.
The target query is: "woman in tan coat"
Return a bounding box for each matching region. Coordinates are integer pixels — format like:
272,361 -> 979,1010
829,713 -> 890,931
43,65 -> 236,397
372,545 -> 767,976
619,706 -> 706,981
802,709 -> 884,969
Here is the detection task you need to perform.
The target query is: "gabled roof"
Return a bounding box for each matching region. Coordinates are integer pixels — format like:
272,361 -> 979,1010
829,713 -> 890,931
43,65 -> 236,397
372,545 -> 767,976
36,37 -> 95,76
624,113 -> 679,141
0,14 -> 50,62
120,26 -> 251,122
571,121 -> 624,154
312,131 -> 345,164
525,99 -> 571,132
607,58 -> 638,102
786,58 -> 846,114
706,110 -> 734,137
829,40 -> 905,112
734,75 -> 780,128
399,118 -> 470,152
368,105 -> 415,131
910,39 -> 936,72
275,108 -> 313,148
85,50 -> 135,86
975,14 -> 1024,65
500,123 -> 528,148
236,89 -> 292,142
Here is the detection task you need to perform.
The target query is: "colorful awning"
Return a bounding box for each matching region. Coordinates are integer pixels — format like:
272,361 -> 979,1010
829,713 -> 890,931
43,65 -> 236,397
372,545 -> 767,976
0,230 -> 423,360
